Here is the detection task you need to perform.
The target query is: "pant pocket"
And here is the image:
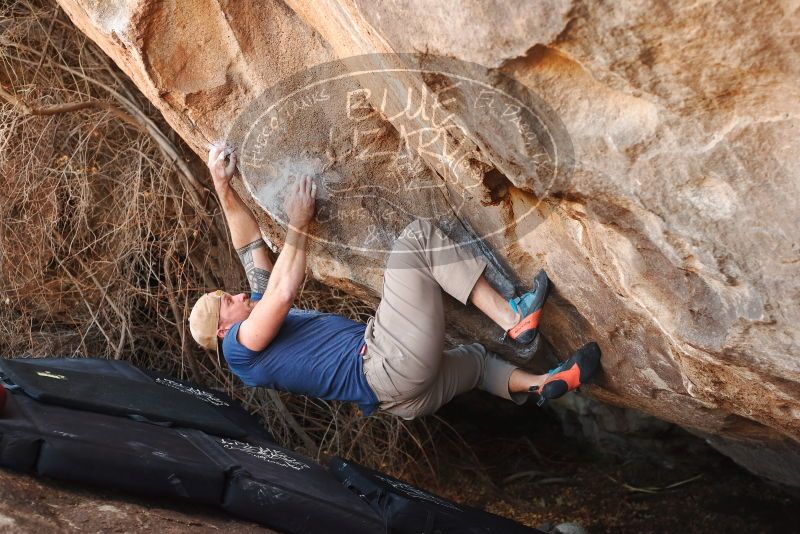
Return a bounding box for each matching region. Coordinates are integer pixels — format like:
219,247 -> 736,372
363,356 -> 404,402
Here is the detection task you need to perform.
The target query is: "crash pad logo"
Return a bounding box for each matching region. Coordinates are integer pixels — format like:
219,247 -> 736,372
219,438 -> 311,471
376,474 -> 461,511
154,377 -> 230,407
36,371 -> 66,380
228,54 -> 573,261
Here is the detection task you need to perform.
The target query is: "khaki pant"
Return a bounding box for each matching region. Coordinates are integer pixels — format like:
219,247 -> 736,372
362,220 -> 527,419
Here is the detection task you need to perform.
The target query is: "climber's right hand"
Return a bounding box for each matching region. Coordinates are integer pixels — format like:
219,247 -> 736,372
207,146 -> 237,193
283,175 -> 317,229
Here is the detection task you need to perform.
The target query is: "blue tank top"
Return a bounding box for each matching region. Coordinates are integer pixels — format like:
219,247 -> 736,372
221,298 -> 378,416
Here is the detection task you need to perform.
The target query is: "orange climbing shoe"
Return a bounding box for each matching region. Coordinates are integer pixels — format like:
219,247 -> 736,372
529,342 -> 601,406
506,269 -> 550,345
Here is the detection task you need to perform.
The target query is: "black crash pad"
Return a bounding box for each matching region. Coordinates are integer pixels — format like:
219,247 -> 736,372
0,385 -> 382,533
0,357 -> 270,441
330,456 -> 545,534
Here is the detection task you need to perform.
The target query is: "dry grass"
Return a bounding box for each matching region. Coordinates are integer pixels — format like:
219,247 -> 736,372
0,0 -> 477,485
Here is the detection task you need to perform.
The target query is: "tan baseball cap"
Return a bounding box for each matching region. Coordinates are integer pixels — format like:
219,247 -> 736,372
189,290 -> 226,352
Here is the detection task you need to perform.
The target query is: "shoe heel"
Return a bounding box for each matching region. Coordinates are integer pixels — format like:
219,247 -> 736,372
539,380 -> 569,403
513,329 -> 537,345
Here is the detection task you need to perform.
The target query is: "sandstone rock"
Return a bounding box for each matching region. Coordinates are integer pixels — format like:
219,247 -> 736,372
56,0 -> 800,486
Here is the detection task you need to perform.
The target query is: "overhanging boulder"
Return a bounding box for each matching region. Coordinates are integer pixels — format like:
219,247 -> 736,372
56,0 -> 800,486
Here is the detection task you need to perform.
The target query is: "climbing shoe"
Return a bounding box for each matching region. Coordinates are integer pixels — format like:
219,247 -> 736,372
506,269 -> 550,344
529,342 -> 601,406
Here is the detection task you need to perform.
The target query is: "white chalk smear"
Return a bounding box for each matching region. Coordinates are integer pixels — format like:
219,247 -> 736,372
250,155 -> 342,210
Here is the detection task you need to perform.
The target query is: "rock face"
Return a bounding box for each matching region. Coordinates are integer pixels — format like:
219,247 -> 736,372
56,0 -> 800,485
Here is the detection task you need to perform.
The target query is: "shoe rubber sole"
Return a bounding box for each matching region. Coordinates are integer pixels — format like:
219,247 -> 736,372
531,341 -> 601,406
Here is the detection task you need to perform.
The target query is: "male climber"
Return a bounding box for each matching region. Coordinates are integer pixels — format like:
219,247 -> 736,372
189,147 -> 600,419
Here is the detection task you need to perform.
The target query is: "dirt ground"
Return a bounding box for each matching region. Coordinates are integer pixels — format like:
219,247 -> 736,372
427,392 -> 799,534
0,468 -> 271,533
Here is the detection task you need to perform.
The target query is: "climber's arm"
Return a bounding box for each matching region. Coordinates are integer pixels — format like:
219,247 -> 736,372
237,176 -> 315,351
207,146 -> 274,294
